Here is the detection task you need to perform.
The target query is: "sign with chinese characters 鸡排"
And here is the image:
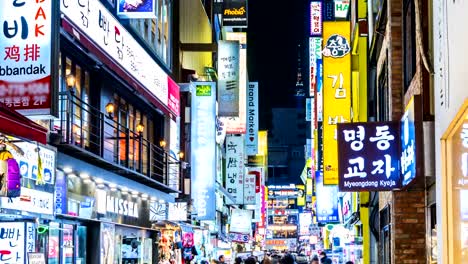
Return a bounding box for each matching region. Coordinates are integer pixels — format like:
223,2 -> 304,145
245,82 -> 259,155
310,1 -> 322,36
337,122 -> 401,191
400,97 -> 417,186
225,135 -> 245,204
60,0 -> 180,117
218,41 -> 240,116
222,0 -> 248,27
0,0 -> 59,117
322,21 -> 351,185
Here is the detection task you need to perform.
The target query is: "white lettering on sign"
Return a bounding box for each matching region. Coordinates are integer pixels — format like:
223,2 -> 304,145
327,73 -> 347,98
369,125 -> 395,150
105,196 -> 139,218
343,125 -> 365,151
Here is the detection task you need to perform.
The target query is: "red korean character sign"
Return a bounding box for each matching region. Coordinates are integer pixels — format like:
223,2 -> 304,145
0,0 -> 59,117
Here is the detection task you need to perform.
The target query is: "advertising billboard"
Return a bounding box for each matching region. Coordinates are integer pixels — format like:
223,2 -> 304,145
191,82 -> 216,220
337,122 -> 401,191
315,172 -> 340,223
222,0 -> 248,27
225,135 -> 245,204
245,82 -> 259,155
0,0 -> 59,117
322,21 -> 351,185
220,32 -> 247,134
218,41 -> 240,116
117,0 -> 156,19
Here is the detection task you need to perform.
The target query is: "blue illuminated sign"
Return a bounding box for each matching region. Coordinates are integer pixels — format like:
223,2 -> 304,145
315,171 -> 339,223
400,97 -> 416,186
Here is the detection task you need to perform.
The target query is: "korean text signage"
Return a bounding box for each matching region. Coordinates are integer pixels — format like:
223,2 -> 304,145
0,222 -> 35,263
400,97 -> 417,186
218,41 -> 240,116
245,82 -> 259,155
310,1 -> 322,36
0,0 -> 58,117
315,172 -> 339,223
225,135 -> 245,204
191,82 -> 216,220
61,0 -> 180,116
337,122 -> 401,191
221,32 -> 247,134
117,0 -> 156,19
222,0 -> 248,27
323,21 -> 351,185
245,167 -> 260,205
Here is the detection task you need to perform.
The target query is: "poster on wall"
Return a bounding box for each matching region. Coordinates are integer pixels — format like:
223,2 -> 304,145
191,82 -> 216,220
0,0 -> 59,117
222,0 -> 248,27
117,0 -> 156,19
100,222 -> 116,264
218,41 -> 240,116
225,135 -> 245,204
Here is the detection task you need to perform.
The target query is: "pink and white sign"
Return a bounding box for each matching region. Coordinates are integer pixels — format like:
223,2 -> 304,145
168,77 -> 180,116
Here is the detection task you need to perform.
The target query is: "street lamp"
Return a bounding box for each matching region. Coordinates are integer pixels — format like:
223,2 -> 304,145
159,139 -> 166,148
178,151 -> 184,160
136,123 -> 145,135
105,102 -> 115,118
66,74 -> 76,89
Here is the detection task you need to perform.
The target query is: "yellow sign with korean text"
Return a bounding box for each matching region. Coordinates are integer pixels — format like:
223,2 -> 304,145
322,21 -> 351,185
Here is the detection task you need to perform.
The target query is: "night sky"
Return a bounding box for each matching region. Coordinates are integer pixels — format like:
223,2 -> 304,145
247,0 -> 308,130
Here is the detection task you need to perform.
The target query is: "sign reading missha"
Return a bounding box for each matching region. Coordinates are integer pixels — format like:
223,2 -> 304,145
0,0 -> 59,117
60,0 -> 179,116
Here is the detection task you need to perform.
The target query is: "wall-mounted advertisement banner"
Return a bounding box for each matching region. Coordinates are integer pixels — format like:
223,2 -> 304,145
168,202 -> 188,221
61,0 -> 180,117
309,37 -> 322,98
310,1 -> 322,36
117,0 -> 156,19
222,0 -> 248,27
315,172 -> 339,223
218,41 -> 240,116
245,167 -> 262,205
220,32 -> 247,134
334,0 -> 350,19
323,21 -> 351,185
0,222 -> 35,263
401,96 -> 417,186
245,82 -> 259,155
230,209 -> 253,234
168,119 -> 180,190
337,122 -> 401,192
229,232 -> 250,243
13,142 -> 57,184
0,0 -> 59,117
225,135 -> 245,204
1,187 -> 54,215
191,82 -> 216,220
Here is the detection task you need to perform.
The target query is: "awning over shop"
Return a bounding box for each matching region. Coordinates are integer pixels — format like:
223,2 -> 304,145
0,103 -> 47,144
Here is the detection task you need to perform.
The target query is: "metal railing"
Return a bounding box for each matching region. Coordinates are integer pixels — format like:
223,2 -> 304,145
53,91 -> 180,191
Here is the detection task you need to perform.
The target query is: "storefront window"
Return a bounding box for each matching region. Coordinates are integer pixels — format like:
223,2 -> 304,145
444,102 -> 468,263
77,226 -> 87,264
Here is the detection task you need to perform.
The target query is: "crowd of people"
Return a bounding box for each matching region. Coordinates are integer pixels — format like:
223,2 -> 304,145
216,252 -> 355,264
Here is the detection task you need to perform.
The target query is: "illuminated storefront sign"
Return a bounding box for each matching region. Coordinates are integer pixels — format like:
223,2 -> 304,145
117,0 -> 156,19
315,171 -> 339,223
322,21 -> 351,185
225,135 -> 245,204
218,41 -> 240,116
245,82 -> 259,155
400,97 -> 417,186
337,122 -> 401,191
222,0 -> 248,27
310,1 -> 322,36
0,222 -> 35,263
0,0 -> 59,117
230,209 -> 253,234
334,0 -> 350,19
191,82 -> 216,220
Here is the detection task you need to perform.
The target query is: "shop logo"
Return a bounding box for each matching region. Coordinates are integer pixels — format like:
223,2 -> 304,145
106,196 -> 139,218
224,7 -> 246,16
196,85 -> 212,96
323,34 -> 351,58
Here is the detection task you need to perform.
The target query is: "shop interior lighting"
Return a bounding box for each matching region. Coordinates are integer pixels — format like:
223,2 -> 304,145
95,178 -> 104,184
66,74 -> 76,88
83,179 -> 92,184
110,187 -> 117,192
159,139 -> 166,148
105,102 -> 115,118
68,173 -> 77,178
136,123 -> 145,134
141,193 -> 148,198
79,173 -> 90,179
178,151 -> 185,160
150,197 -> 157,202
97,183 -> 105,188
109,183 -> 117,188
63,167 -> 73,173
159,199 -> 165,204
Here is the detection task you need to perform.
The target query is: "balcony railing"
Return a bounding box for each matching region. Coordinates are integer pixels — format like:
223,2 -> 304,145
52,91 -> 180,193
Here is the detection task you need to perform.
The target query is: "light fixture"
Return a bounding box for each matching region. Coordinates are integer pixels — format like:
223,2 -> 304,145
141,193 -> 148,198
132,194 -> 139,198
121,190 -> 128,195
150,197 -> 157,202
159,199 -> 165,204
95,178 -> 104,184
83,179 -> 92,184
63,167 -> 73,173
66,74 -> 76,88
97,183 -> 105,188
159,139 -> 166,148
110,187 -> 117,192
79,173 -> 89,179
105,102 -> 115,118
131,191 -> 139,195
68,173 -> 77,178
136,123 -> 145,135
109,183 -> 117,188
178,151 -> 185,160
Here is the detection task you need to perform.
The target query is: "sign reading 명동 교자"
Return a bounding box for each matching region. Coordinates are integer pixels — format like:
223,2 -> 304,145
245,82 -> 259,155
218,41 -> 240,116
337,122 -> 401,192
222,0 -> 248,27
0,0 -> 59,117
225,135 -> 245,204
322,21 -> 351,185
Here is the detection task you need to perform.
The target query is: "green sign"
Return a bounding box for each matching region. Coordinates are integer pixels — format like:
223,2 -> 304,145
196,85 -> 212,96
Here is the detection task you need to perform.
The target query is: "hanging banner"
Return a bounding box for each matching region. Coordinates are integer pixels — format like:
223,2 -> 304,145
337,122 -> 401,191
218,41 -> 240,116
310,1 -> 323,36
245,167 -> 261,205
222,0 -> 248,27
220,32 -> 247,134
245,82 -> 259,155
191,82 -> 216,220
117,0 -> 156,19
0,0 -> 59,117
322,21 -> 351,185
225,135 -> 245,204
400,97 -> 417,186
315,172 -> 340,223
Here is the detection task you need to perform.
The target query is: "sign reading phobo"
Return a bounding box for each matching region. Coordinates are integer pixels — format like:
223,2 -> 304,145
337,122 -> 401,191
0,0 -> 58,117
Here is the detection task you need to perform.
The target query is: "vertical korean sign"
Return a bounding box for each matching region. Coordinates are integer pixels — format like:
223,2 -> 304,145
322,22 -> 351,185
191,82 -> 216,220
310,1 -> 322,36
225,135 -> 245,204
221,32 -> 247,134
337,122 -> 401,191
245,82 -> 259,155
245,167 -> 261,205
218,41 -> 240,116
400,97 -> 417,186
0,0 -> 59,117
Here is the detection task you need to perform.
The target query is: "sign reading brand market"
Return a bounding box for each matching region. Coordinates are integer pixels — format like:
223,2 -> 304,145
222,0 -> 248,27
337,122 -> 401,191
245,82 -> 259,155
0,0 -> 59,117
